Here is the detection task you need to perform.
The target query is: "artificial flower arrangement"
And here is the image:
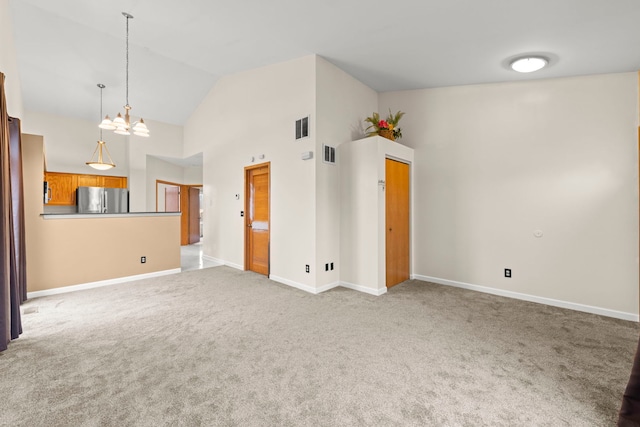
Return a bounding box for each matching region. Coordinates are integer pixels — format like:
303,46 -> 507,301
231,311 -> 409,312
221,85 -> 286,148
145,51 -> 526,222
364,109 -> 405,140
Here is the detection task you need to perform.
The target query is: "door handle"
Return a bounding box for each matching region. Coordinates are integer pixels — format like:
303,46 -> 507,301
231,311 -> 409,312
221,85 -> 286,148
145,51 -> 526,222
248,223 -> 252,228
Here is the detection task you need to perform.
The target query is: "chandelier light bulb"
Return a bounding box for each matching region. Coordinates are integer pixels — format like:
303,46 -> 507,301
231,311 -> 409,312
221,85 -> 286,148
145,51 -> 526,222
114,125 -> 130,136
99,115 -> 116,130
112,113 -> 126,126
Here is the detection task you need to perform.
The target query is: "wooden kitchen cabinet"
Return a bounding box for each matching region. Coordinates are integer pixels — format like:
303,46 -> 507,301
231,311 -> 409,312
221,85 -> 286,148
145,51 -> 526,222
77,174 -> 100,187
44,172 -> 128,206
76,174 -> 126,188
44,172 -> 77,205
99,176 -> 127,188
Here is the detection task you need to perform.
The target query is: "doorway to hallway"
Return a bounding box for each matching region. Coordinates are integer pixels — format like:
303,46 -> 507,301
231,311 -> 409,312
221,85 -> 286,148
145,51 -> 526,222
156,180 -> 203,246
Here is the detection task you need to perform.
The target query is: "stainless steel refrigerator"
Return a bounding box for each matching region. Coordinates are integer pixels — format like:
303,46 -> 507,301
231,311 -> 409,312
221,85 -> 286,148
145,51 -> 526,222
77,186 -> 128,214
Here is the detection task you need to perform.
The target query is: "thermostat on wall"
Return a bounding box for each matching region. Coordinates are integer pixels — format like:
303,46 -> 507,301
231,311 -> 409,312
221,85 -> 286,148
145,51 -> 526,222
301,151 -> 313,160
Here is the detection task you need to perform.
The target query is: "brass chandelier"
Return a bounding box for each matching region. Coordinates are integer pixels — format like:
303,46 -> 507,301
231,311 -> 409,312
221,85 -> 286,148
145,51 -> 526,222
99,12 -> 149,137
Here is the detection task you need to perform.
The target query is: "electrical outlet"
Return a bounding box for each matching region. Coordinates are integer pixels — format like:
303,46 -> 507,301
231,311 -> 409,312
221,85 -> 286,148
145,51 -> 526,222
330,262 -> 334,270
305,265 -> 310,273
505,268 -> 511,278
141,256 -> 146,264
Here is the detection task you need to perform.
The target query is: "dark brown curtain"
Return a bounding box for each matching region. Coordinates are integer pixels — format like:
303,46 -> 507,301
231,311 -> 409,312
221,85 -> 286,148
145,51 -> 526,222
8,116 -> 26,305
0,72 -> 24,352
619,337 -> 640,426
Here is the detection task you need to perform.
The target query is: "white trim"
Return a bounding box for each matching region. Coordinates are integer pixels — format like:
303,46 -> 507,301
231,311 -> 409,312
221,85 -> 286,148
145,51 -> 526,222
340,281 -> 387,296
27,268 -> 182,299
201,255 -> 242,270
269,275 -> 318,294
226,262 -> 243,271
269,276 -> 339,295
317,281 -> 340,293
201,255 -> 224,267
413,274 -> 639,322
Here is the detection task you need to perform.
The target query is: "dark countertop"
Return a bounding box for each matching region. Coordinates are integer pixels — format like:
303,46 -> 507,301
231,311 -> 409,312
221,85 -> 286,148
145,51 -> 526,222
41,212 -> 181,219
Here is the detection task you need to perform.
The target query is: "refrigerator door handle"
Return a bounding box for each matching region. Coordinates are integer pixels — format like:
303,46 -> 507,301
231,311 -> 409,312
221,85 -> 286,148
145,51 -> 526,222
103,191 -> 108,213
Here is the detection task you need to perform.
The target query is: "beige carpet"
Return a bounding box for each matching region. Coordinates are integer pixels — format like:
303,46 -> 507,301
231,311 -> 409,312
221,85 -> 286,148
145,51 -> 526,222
0,266 -> 637,426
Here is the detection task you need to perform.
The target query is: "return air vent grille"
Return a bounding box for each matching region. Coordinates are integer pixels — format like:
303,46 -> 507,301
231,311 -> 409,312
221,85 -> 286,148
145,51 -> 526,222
323,145 -> 336,164
295,116 -> 309,140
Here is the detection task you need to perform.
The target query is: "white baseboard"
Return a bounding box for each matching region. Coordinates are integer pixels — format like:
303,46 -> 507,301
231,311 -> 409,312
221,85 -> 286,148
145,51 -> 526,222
340,281 -> 387,296
413,274 -> 639,322
317,281 -> 340,293
269,276 -> 340,295
202,255 -> 243,270
201,255 -> 224,267
27,268 -> 182,299
226,262 -> 243,271
269,275 -> 319,294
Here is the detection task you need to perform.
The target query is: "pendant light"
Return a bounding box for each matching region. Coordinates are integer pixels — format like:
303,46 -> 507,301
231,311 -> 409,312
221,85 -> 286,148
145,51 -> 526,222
100,12 -> 150,137
87,84 -> 116,170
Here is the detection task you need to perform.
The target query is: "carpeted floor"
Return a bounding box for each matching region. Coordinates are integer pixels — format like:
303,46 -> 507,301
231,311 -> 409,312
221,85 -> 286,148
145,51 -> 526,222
0,266 -> 637,426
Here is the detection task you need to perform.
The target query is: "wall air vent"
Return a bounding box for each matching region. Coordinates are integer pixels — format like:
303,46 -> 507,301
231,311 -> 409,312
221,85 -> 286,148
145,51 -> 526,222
323,144 -> 336,164
295,116 -> 309,140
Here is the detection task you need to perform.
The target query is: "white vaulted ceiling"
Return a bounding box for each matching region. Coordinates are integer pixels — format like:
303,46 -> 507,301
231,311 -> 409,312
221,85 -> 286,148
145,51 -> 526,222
8,0 -> 640,126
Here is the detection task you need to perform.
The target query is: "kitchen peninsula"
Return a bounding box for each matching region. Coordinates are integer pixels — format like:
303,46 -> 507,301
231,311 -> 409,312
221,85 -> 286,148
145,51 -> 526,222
23,134 -> 182,296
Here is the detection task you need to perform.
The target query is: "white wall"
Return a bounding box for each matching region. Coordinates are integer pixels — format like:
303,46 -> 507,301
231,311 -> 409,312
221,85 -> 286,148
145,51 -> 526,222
339,136 -> 414,295
146,158 -> 202,212
379,72 -> 639,317
22,111 -> 128,175
184,56 -> 318,285
184,165 -> 203,184
146,156 -> 184,212
0,0 -> 23,118
315,56 -> 378,289
127,120 -> 184,212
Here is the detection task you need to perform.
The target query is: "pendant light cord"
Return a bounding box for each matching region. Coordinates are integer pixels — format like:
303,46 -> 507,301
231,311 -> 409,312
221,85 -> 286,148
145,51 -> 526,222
98,83 -> 105,140
125,14 -> 130,107
99,86 -> 103,140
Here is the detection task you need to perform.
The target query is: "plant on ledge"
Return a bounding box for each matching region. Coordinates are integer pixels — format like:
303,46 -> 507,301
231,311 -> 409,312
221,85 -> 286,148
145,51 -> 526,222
364,109 -> 405,141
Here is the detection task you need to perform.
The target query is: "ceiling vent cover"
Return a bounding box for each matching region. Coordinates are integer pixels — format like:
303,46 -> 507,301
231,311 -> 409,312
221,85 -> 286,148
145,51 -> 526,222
323,144 -> 336,164
295,116 -> 309,140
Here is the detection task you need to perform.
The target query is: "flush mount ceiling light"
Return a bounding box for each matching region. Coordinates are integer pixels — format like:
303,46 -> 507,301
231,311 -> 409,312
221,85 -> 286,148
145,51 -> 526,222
510,56 -> 548,73
100,12 -> 150,138
87,83 -> 116,170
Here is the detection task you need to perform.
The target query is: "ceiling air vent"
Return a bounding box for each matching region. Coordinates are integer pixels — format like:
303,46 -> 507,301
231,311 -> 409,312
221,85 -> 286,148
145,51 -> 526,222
323,144 -> 336,165
295,116 -> 309,140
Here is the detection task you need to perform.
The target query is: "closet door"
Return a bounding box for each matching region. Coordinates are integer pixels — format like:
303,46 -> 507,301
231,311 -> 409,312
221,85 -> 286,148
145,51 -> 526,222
385,158 -> 410,287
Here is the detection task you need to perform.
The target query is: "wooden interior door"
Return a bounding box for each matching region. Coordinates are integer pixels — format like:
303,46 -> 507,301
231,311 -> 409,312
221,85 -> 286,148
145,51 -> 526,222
245,163 -> 270,276
385,158 -> 410,287
165,186 -> 179,211
189,187 -> 201,244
